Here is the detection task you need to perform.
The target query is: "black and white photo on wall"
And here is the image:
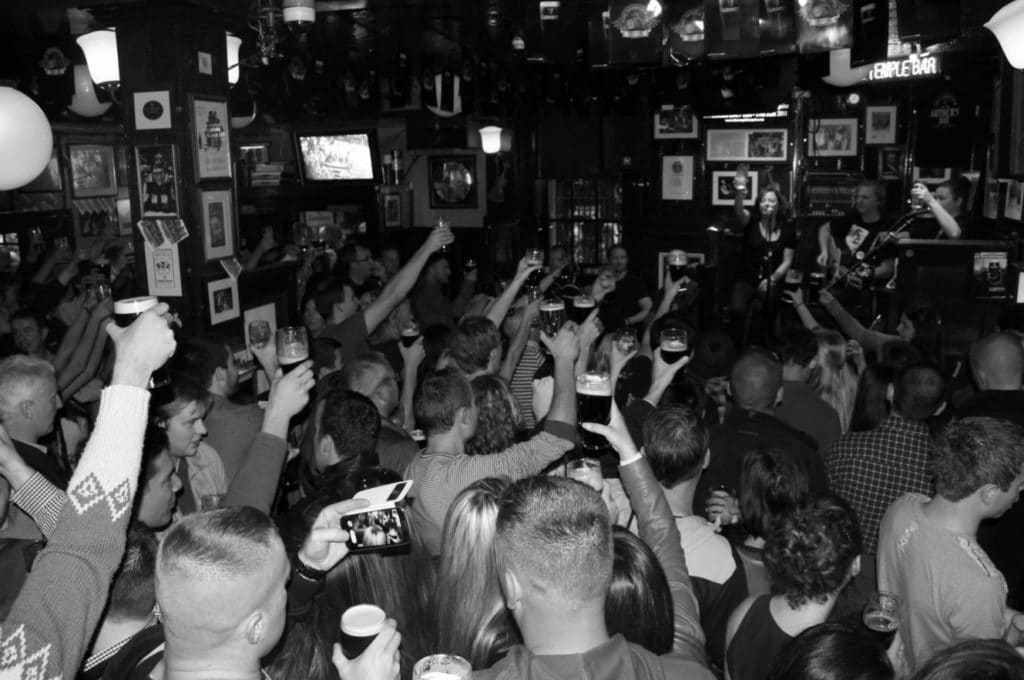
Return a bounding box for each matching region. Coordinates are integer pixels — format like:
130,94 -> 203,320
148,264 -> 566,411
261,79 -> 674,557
199,189 -> 234,261
207,277 -> 240,325
865,106 -> 897,145
135,145 -> 179,217
878,146 -> 903,180
808,118 -> 858,157
711,170 -> 757,206
653,105 -> 699,139
706,128 -> 788,163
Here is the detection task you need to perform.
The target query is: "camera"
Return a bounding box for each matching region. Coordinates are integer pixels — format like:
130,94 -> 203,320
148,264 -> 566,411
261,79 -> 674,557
340,481 -> 413,553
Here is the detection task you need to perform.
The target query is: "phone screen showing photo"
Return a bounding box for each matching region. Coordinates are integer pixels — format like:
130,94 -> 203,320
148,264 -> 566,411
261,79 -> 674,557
342,506 -> 411,553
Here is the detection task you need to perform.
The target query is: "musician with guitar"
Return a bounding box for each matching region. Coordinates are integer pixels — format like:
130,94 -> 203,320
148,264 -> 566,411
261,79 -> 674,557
814,181 -> 896,294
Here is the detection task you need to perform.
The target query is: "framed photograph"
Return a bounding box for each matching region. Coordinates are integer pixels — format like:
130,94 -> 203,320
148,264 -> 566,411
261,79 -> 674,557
808,118 -> 858,157
1006,180 -> 1023,222
191,95 -> 232,179
912,167 -> 952,183
382,192 -> 402,227
135,145 -> 179,216
207,277 -> 240,325
865,105 -> 897,145
68,143 -> 117,198
199,189 -> 235,260
661,155 -> 694,200
133,91 -> 172,130
653,105 -> 699,139
20,146 -> 62,193
706,128 -> 788,163
878,146 -> 903,180
711,170 -> 757,206
429,155 -> 478,209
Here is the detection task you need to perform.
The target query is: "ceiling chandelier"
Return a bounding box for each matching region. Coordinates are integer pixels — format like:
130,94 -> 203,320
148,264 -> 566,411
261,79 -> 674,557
250,0 -> 315,66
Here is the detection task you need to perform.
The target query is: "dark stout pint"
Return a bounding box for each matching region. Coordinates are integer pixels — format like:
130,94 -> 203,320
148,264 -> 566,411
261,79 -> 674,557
114,296 -> 171,391
340,604 -> 386,659
576,372 -> 612,450
667,250 -> 687,281
279,349 -> 309,374
539,300 -> 565,337
783,269 -> 804,293
659,330 -> 689,365
276,326 -> 309,374
572,295 -> 596,324
400,327 -> 421,347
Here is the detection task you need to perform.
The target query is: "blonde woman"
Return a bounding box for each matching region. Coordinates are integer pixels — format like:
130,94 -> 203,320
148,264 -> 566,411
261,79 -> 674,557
810,330 -> 859,433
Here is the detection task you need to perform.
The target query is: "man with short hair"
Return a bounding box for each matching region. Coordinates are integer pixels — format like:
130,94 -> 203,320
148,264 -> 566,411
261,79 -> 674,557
825,361 -> 943,618
446,316 -> 502,379
338,240 -> 376,297
405,326 -> 579,557
410,253 -> 476,329
958,332 -> 1024,608
774,327 -> 842,450
379,244 -> 401,282
695,349 -> 825,512
10,310 -> 52,361
878,417 -> 1024,674
322,227 -> 451,363
343,350 -> 420,475
0,355 -> 66,490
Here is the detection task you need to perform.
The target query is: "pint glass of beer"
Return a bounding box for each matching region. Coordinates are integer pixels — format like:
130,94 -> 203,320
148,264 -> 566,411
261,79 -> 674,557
539,299 -> 566,337
572,294 -> 596,325
400,319 -> 421,347
276,327 -> 309,374
525,248 -> 544,288
114,296 -> 171,392
659,328 -> 689,364
667,250 -> 687,282
576,371 -> 612,450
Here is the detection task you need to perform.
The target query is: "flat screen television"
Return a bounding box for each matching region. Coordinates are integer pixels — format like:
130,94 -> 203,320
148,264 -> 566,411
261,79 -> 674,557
295,130 -> 380,183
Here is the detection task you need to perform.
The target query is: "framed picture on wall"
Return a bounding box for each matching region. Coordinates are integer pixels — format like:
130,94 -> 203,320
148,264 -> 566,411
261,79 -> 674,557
808,118 -> 858,157
706,128 -> 788,162
429,155 -> 478,209
199,189 -> 235,260
865,105 -> 897,145
661,155 -> 694,200
382,191 -> 402,227
69,143 -> 117,197
912,167 -> 952,183
207,277 -> 240,325
191,95 -> 232,180
135,145 -> 179,216
878,146 -> 903,180
711,170 -> 757,206
653,105 -> 699,139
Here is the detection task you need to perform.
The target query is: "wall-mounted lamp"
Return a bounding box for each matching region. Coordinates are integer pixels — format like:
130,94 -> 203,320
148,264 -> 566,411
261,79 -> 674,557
76,28 -> 120,92
68,64 -> 112,117
986,0 -> 1024,69
479,125 -> 503,154
226,32 -> 242,85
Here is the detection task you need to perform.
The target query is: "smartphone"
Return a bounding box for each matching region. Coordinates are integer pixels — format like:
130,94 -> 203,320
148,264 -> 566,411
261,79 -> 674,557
340,481 -> 413,553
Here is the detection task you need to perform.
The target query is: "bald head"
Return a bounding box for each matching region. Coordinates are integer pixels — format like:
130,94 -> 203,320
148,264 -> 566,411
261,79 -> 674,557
730,349 -> 783,412
971,333 -> 1024,391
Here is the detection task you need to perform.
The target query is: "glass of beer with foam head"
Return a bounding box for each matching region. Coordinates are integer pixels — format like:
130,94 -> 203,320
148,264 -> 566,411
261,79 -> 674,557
114,296 -> 170,391
576,371 -> 612,450
667,250 -> 687,282
276,327 -> 309,374
659,328 -> 689,364
539,298 -> 566,337
572,294 -> 596,325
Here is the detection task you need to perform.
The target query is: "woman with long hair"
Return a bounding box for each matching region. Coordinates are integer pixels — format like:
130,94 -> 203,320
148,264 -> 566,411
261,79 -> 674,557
465,376 -> 525,456
606,527 -> 674,654
767,623 -> 893,680
432,477 -> 519,669
810,331 -> 859,433
813,289 -> 943,362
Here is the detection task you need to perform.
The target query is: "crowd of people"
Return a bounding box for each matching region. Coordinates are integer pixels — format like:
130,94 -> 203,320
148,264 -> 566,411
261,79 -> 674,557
0,209 -> 1023,680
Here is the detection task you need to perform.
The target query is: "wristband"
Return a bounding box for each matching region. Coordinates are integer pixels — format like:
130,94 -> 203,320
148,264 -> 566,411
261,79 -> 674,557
294,556 -> 329,582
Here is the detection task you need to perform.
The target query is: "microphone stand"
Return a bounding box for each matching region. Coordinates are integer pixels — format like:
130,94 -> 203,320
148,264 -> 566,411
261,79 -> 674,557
823,210 -> 925,293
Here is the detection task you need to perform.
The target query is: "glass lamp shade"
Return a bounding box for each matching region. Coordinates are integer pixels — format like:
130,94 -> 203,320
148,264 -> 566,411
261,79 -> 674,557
283,0 -> 316,28
821,48 -> 870,87
479,125 -> 503,154
68,64 -> 112,117
226,33 -> 242,85
76,28 -> 120,87
986,0 -> 1024,69
0,87 -> 54,191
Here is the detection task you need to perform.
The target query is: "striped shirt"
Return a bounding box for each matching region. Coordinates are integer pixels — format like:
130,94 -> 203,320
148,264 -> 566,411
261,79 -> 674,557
405,419 -> 576,556
509,341 -> 543,429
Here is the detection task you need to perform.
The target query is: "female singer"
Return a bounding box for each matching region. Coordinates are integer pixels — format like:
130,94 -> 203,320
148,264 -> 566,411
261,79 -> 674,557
729,180 -> 796,334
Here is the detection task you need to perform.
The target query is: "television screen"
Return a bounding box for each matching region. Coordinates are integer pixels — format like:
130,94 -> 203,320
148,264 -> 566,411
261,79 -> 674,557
297,133 -> 376,182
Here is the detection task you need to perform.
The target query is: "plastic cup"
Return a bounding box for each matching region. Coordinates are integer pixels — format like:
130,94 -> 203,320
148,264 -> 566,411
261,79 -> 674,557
340,604 -> 386,659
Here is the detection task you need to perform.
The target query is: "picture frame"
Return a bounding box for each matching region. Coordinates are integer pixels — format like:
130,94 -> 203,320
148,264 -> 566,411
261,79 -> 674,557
865,105 -> 897,145
207,277 -> 240,325
20,146 -> 62,193
135,145 -> 180,217
190,95 -> 232,180
133,90 -> 172,130
808,118 -> 859,157
382,191 -> 402,227
878,146 -> 903,180
711,170 -> 757,206
912,167 -> 952,183
653,105 -> 699,140
429,155 -> 478,209
69,143 -> 117,198
199,189 -> 235,261
1005,180 -> 1023,222
661,155 -> 694,200
706,128 -> 788,163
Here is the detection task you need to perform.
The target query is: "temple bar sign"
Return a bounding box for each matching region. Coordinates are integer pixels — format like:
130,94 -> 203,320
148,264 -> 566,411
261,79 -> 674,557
867,54 -> 942,82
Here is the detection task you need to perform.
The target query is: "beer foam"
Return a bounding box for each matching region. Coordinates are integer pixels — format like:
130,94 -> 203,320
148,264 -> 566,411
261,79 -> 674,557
401,328 -> 420,336
540,301 -> 565,311
114,296 -> 158,314
573,296 -> 596,308
279,348 -> 309,361
661,340 -> 688,351
341,604 -> 386,636
576,373 -> 612,396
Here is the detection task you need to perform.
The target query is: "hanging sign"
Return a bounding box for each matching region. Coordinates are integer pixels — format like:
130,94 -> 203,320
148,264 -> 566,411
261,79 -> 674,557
866,53 -> 942,82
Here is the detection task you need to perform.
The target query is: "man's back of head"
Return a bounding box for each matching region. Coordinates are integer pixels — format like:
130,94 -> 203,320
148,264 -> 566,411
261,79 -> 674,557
414,368 -> 474,437
642,406 -> 708,489
892,362 -> 945,421
107,524 -> 159,623
317,388 -> 381,472
0,354 -> 56,436
933,417 -> 1024,514
495,477 -> 613,618
156,507 -> 290,661
729,349 -> 783,412
970,333 -> 1024,391
448,316 -> 502,377
341,351 -> 395,416
776,328 -> 817,370
169,336 -> 230,394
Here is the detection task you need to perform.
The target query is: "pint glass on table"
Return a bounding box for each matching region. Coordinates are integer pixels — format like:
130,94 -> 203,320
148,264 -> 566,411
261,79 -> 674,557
576,371 -> 612,450
276,327 -> 309,374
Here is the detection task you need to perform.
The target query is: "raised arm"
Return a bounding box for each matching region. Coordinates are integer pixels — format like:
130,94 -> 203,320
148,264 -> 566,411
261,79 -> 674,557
499,301 -> 539,383
399,336 -> 426,433
818,289 -> 892,356
57,299 -> 111,395
53,306 -> 90,373
783,288 -> 821,332
734,184 -> 751,228
364,226 -> 452,334
913,183 -> 962,239
486,257 -> 541,328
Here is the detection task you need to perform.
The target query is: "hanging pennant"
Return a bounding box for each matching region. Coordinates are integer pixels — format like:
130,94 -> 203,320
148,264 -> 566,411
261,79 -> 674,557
704,0 -> 760,60
796,0 -> 854,53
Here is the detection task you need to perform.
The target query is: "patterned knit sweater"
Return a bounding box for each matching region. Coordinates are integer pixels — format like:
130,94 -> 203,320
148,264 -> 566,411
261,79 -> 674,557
0,385 -> 150,680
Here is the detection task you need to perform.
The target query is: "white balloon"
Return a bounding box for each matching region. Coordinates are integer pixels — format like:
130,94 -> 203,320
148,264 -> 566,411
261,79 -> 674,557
0,87 -> 53,191
68,64 -> 111,118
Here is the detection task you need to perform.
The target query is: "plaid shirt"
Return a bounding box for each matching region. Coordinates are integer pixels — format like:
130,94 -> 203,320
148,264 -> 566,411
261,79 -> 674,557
826,414 -> 935,556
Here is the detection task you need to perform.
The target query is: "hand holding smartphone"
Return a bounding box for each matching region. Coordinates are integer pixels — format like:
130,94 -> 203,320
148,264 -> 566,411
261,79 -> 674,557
340,481 -> 413,553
